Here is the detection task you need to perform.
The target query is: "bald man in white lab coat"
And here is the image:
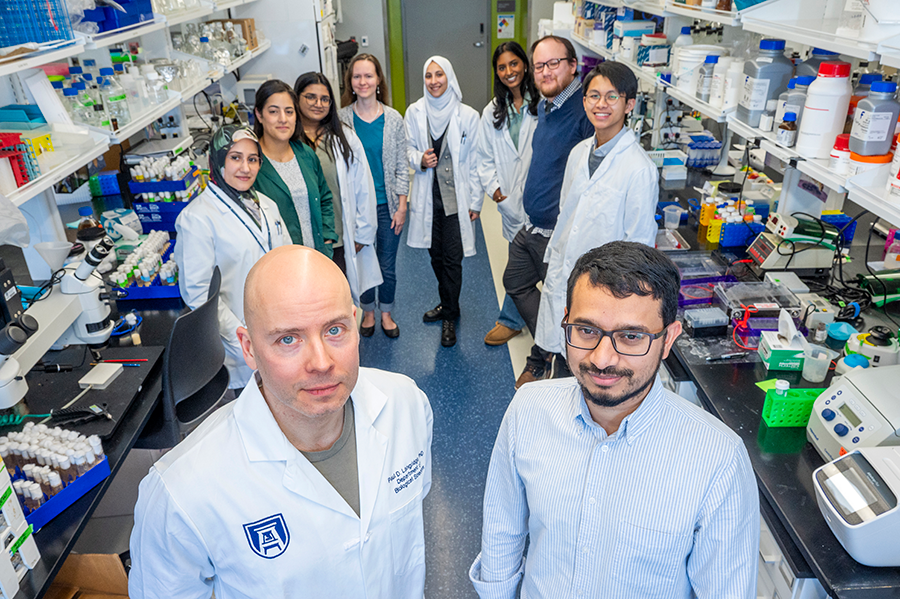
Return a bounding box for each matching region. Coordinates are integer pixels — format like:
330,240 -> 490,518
130,246 -> 433,599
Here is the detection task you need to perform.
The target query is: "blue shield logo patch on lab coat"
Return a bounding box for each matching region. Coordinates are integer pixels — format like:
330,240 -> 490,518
243,514 -> 290,559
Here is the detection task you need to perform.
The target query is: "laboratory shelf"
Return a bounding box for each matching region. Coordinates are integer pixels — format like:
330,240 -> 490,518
738,0 -> 900,61
663,3 -> 741,27
87,90 -> 181,144
224,48 -> 254,74
176,76 -> 213,99
617,56 -> 661,88
660,81 -> 729,122
81,16 -> 168,50
9,132 -> 109,207
0,41 -> 85,79
571,33 -> 613,59
797,156 -> 847,194
845,164 -> 900,227
163,3 -> 215,27
726,114 -> 848,192
589,0 -> 672,16
213,0 -> 259,10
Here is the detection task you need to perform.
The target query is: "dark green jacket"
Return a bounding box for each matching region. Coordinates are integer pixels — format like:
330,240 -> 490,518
254,141 -> 337,257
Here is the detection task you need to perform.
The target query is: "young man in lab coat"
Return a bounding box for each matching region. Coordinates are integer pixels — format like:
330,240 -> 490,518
533,62 -> 660,372
129,246 -> 433,599
471,242 -> 759,598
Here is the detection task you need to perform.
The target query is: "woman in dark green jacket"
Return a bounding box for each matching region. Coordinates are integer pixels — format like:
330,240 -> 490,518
253,79 -> 337,256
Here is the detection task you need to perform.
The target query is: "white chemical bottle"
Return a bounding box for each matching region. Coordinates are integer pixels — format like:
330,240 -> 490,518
721,59 -> 744,111
795,61 -> 852,159
708,56 -> 733,109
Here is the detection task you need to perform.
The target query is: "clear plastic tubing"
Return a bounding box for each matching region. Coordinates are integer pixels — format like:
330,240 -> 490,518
795,61 -> 852,160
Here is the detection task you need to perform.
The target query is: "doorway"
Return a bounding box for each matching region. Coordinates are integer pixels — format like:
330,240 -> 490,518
401,0 -> 491,110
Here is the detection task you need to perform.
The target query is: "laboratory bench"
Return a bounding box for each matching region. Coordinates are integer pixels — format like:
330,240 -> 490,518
7,309 -> 179,599
657,172 -> 900,597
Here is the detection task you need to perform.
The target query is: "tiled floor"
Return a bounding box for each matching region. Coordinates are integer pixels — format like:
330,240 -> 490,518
74,197 -> 527,598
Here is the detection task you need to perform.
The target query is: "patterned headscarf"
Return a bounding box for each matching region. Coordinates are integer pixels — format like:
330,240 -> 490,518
208,124 -> 262,205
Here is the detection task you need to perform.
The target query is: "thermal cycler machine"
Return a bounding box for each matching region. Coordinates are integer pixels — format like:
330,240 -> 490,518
807,365 -> 900,462
814,447 -> 900,567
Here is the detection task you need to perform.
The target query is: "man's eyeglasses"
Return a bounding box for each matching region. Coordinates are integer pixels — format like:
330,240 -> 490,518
533,57 -> 570,73
301,94 -> 332,106
584,91 -> 621,105
561,320 -> 667,356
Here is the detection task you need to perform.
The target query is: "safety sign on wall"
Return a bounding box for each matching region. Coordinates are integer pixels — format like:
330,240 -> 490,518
498,14 -> 514,39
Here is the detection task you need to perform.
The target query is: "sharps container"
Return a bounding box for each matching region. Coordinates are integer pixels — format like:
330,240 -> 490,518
735,39 -> 794,128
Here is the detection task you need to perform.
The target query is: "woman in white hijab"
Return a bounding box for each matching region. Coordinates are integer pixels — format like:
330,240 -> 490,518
405,56 -> 482,348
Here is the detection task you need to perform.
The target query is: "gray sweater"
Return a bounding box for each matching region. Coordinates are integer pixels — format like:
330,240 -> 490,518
339,103 -> 409,217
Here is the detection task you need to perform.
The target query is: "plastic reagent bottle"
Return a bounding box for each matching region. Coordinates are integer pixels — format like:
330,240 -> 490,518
736,39 -> 794,128
697,55 -> 718,102
795,47 -> 840,79
721,60 -> 744,111
849,81 -> 900,156
98,67 -> 131,130
775,77 -> 812,125
708,56 -> 733,109
795,61 -> 852,160
62,87 -> 91,124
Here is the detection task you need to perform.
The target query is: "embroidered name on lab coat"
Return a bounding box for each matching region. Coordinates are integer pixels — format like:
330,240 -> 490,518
388,451 -> 426,494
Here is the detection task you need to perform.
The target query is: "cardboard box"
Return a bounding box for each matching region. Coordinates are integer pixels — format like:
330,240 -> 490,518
208,18 -> 258,50
45,554 -> 128,599
758,330 -> 805,371
574,18 -> 595,38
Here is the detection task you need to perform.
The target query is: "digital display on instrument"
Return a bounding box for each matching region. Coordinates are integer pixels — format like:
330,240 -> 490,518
839,404 -> 862,428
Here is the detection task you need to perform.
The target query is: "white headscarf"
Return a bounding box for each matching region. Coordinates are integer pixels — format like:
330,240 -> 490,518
422,56 -> 462,139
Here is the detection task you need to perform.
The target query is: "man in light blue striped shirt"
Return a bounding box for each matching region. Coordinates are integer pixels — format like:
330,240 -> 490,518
470,242 -> 759,598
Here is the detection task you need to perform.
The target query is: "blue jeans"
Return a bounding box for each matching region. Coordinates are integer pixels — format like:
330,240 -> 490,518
360,203 -> 400,313
498,294 -> 526,330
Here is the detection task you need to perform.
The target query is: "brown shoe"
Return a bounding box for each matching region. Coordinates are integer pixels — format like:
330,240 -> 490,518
484,322 -> 522,346
515,364 -> 547,389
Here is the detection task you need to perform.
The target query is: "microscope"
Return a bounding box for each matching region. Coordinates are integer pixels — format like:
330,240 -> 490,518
0,237 -> 116,409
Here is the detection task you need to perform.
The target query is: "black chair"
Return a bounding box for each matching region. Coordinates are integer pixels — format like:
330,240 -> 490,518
135,266 -> 229,449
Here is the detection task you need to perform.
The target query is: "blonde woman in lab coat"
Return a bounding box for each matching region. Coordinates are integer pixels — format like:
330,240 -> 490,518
174,125 -> 291,391
292,71 -> 382,307
476,41 -> 539,347
405,56 -> 481,348
534,62 -> 659,361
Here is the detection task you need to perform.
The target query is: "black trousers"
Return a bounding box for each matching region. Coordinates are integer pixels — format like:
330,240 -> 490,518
503,227 -> 558,370
428,202 -> 463,320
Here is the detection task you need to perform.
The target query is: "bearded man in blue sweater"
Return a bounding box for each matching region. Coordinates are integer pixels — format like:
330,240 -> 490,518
502,35 -> 594,388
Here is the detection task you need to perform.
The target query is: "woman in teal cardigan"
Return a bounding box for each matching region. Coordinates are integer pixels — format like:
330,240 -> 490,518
253,79 -> 337,256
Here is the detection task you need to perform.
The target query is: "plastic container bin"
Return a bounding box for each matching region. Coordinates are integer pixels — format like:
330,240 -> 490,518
762,387 -> 824,427
0,0 -> 74,47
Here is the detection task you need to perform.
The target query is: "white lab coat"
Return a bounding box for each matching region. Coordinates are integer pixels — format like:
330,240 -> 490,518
475,99 -> 536,242
405,99 -> 482,257
534,130 -> 659,354
331,130 -> 383,304
129,367 -> 433,599
174,184 -> 291,389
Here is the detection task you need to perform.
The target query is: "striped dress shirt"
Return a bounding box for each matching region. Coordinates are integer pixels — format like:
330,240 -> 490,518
470,376 -> 759,599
